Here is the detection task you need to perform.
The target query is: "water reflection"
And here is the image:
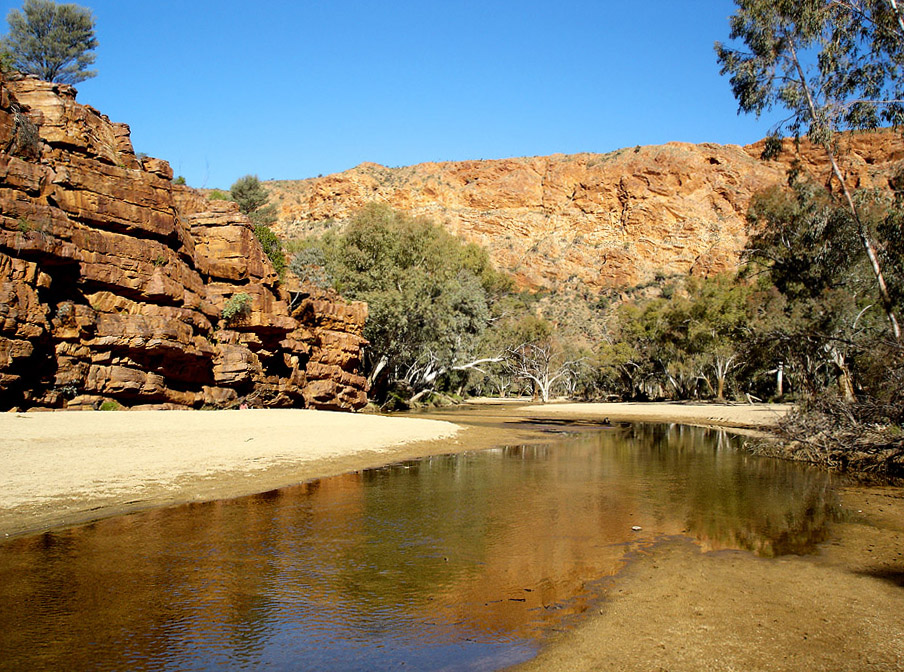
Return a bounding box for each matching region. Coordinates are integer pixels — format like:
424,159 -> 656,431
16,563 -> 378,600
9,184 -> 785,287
0,424 -> 840,671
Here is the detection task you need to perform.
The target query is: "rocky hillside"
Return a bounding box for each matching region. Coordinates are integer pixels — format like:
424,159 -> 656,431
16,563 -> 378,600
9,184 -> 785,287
268,132 -> 903,291
0,74 -> 367,411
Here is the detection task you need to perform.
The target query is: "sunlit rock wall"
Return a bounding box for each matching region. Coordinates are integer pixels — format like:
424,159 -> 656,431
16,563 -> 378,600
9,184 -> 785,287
270,131 -> 903,291
0,73 -> 367,411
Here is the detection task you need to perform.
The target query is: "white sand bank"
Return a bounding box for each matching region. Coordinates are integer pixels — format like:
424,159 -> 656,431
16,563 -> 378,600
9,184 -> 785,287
513,401 -> 792,429
0,409 -> 458,534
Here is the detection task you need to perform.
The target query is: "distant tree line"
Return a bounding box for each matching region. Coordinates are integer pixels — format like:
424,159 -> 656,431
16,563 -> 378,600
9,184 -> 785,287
281,185 -> 903,479
595,180 -> 902,419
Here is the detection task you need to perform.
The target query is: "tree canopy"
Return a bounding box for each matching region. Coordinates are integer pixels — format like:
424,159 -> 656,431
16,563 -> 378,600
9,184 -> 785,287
743,179 -> 903,402
716,0 -> 904,341
715,0 -> 904,143
289,204 -> 513,401
231,175 -> 270,218
2,0 -> 97,84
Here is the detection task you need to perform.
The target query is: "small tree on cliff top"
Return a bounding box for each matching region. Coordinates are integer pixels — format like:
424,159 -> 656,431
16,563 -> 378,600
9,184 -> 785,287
231,175 -> 269,215
230,174 -> 285,275
716,0 -> 904,341
2,0 -> 97,84
231,174 -> 278,227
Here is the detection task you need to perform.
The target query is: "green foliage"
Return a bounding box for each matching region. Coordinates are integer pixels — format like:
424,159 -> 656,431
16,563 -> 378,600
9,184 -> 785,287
715,0 -> 904,143
873,184 -> 904,308
2,0 -> 97,84
289,204 -> 511,399
593,294 -> 611,311
741,180 -> 902,403
253,224 -> 285,276
716,0 -> 903,341
229,175 -> 283,274
752,180 -> 904,472
249,204 -> 277,227
222,293 -> 252,323
745,182 -> 865,302
0,47 -> 13,73
289,240 -> 332,289
230,174 -> 269,215
98,400 -> 120,411
207,189 -> 231,201
173,175 -> 186,186
600,274 -> 755,401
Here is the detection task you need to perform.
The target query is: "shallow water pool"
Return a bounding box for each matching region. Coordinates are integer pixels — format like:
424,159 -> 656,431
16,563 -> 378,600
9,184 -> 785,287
0,423 -> 840,671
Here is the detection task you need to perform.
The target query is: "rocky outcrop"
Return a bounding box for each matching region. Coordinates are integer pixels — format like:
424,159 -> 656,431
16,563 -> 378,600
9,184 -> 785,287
268,131 -> 903,290
0,74 -> 367,411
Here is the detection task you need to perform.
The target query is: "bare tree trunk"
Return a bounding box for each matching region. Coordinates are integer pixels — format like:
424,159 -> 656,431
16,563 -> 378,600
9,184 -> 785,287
777,361 -> 784,399
839,369 -> 856,402
827,347 -> 857,402
888,0 -> 904,34
787,34 -> 902,343
367,355 -> 388,389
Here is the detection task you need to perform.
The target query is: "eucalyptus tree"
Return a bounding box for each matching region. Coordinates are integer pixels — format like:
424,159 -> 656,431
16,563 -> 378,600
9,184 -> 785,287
231,174 -> 278,227
289,204 -> 510,401
716,0 -> 904,341
231,175 -> 269,217
505,342 -> 583,403
491,313 -> 585,403
2,0 -> 97,84
744,181 -> 895,400
598,276 -> 756,401
681,275 -> 754,400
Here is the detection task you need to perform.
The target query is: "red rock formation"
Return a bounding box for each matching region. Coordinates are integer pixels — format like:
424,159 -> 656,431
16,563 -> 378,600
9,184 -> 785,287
294,290 -> 368,411
268,132 -> 902,291
0,74 -> 367,411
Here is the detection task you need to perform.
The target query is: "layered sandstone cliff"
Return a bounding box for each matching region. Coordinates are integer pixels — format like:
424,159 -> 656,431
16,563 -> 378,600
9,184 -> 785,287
269,132 -> 903,290
0,74 -> 367,411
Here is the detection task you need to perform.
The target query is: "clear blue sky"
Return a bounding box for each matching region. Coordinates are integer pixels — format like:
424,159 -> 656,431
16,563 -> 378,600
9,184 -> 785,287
2,0 -> 779,188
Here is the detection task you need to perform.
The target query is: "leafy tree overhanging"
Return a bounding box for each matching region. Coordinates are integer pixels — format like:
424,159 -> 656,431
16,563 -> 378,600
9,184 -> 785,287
715,0 -> 904,341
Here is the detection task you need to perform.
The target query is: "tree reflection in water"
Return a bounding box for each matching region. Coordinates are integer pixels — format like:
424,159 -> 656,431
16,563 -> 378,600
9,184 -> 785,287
0,424 -> 840,671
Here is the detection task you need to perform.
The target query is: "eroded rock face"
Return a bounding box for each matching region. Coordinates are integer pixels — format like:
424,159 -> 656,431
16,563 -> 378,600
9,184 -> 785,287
269,132 -> 903,290
0,74 -> 367,411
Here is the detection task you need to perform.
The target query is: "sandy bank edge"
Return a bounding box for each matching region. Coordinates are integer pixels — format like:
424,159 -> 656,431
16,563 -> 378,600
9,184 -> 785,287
0,409 -> 465,539
500,402 -> 904,672
510,400 -> 793,430
1,402 -> 790,539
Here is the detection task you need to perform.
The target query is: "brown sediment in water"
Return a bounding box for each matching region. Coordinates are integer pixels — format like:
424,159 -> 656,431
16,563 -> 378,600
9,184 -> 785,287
506,483 -> 904,672
498,402 -> 904,672
4,402 -> 903,671
0,402 -> 792,540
